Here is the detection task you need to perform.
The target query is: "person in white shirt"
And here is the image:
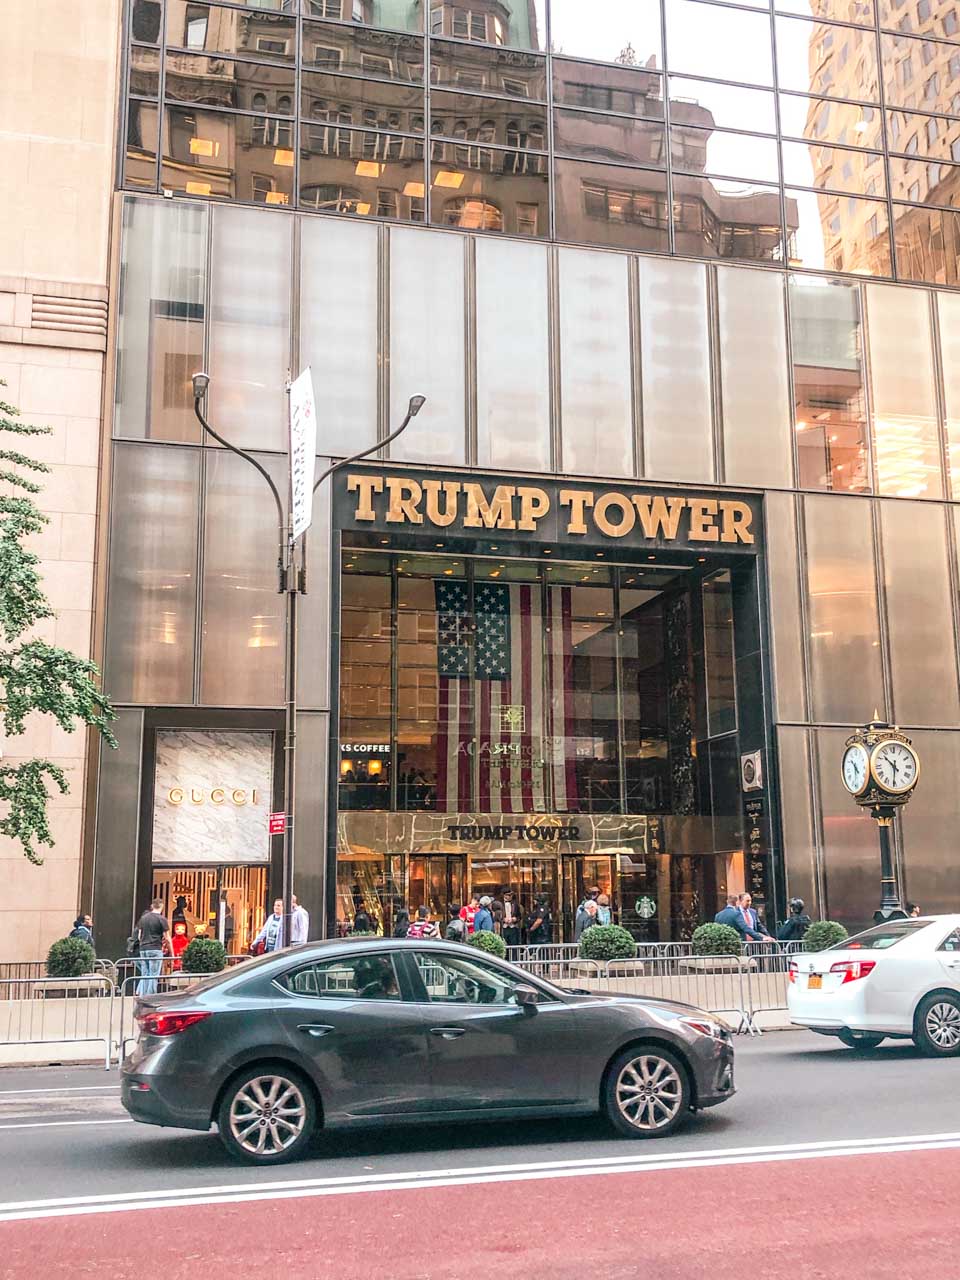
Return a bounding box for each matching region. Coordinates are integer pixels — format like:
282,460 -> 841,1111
291,894 -> 310,944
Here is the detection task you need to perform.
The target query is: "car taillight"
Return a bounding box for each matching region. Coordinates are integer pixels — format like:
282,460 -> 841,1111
788,962 -> 798,984
137,1010 -> 211,1037
829,960 -> 876,984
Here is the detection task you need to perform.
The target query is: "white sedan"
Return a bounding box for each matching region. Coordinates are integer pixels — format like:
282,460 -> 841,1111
788,916 -> 960,1054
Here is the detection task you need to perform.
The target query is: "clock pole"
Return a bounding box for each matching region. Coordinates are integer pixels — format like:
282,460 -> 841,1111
871,805 -> 902,924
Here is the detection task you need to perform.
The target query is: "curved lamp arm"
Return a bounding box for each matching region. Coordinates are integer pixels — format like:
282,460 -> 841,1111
312,394 -> 426,494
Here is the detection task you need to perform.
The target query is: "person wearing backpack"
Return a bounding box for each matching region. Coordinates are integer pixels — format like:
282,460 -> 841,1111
70,914 -> 95,952
445,905 -> 466,941
777,898 -> 812,942
407,905 -> 440,940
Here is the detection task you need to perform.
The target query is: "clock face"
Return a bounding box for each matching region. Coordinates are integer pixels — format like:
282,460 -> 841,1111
842,743 -> 869,795
871,740 -> 919,794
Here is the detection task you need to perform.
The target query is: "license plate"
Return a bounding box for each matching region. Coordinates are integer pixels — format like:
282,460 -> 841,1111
808,974 -> 822,990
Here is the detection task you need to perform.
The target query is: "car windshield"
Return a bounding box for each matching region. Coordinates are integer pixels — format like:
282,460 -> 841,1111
830,920 -> 932,951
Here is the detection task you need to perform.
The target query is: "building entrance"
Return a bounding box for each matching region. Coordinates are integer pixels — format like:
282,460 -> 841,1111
151,866 -> 268,955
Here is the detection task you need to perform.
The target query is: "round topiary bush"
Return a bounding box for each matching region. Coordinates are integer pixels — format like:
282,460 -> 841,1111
466,930 -> 507,959
181,937 -> 227,973
803,920 -> 848,952
46,936 -> 96,978
691,923 -> 743,957
578,924 -> 637,961
346,929 -> 378,938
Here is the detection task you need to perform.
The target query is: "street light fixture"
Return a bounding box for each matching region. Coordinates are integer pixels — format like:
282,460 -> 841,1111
192,372 -> 425,941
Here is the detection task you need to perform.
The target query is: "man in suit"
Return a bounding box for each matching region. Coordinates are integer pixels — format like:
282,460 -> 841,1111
714,893 -> 766,942
738,892 -> 772,941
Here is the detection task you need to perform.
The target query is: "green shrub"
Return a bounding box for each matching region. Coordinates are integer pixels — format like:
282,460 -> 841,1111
181,937 -> 226,973
467,931 -> 507,959
346,929 -> 378,938
578,924 -> 637,961
46,936 -> 96,978
691,923 -> 743,957
803,920 -> 848,952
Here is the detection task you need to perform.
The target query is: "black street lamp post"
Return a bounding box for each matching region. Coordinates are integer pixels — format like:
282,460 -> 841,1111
192,375 -> 425,942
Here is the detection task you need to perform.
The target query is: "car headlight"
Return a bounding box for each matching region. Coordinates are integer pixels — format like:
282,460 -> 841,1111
678,1015 -> 731,1039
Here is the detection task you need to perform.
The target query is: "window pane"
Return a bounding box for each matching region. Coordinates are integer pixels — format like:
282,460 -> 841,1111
886,109 -> 960,162
779,94 -> 883,150
554,59 -> 663,116
550,0 -> 663,65
558,247 -> 633,477
937,291 -> 960,498
766,493 -> 806,721
776,16 -> 880,102
880,32 -> 957,111
675,176 -> 784,263
124,100 -> 160,190
777,726 -> 817,913
305,0 -> 422,30
671,128 -> 780,184
389,226 -> 465,465
129,45 -> 160,96
718,267 -> 792,488
781,140 -> 886,196
167,3 -> 296,59
790,276 -> 869,492
554,109 -> 665,168
301,71 -> 424,128
429,148 -> 549,237
476,238 -> 550,470
209,204 -> 291,451
430,39 -> 546,98
888,156 -> 960,208
301,20 -> 425,76
300,217 -> 378,456
785,186 -> 892,276
669,78 -> 776,134
866,282 -> 942,498
161,106 -> 296,205
132,0 -> 162,42
429,0 -> 545,50
878,0 -> 960,40
704,571 -> 736,737
554,158 -> 669,252
900,730 -> 960,916
299,127 -> 426,222
816,728 -> 884,931
164,53 -> 295,108
666,1 -> 774,84
115,197 -> 206,442
804,493 -> 884,722
105,444 -> 199,703
639,258 -> 713,482
200,451 -> 283,706
777,0 -> 874,23
892,204 -> 960,285
881,501 -> 959,725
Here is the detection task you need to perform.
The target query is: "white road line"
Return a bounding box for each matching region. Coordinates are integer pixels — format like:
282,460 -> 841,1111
0,1087 -> 117,1096
0,1131 -> 958,1223
0,1119 -> 131,1132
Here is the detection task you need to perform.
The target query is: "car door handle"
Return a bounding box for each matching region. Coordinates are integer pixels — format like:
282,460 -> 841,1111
430,1026 -> 466,1039
297,1024 -> 335,1038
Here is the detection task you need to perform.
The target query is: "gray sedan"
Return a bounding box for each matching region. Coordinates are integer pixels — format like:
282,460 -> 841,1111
121,939 -> 735,1164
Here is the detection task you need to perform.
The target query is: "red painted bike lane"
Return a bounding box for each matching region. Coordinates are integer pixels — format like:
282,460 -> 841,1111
3,1147 -> 957,1279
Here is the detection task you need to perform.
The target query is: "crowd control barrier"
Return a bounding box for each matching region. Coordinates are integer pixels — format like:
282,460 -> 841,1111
0,975 -> 115,1068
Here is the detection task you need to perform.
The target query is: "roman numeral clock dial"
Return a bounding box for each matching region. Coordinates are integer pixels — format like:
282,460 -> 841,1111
871,740 -> 919,794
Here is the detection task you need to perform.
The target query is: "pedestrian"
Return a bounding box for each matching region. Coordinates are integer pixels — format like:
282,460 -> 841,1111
291,894 -> 310,944
501,890 -> 522,947
393,909 -> 411,938
575,898 -> 599,941
407,905 -> 440,940
459,893 -> 480,936
474,896 -> 495,932
738,892 -> 772,940
527,896 -> 552,944
596,893 -> 612,926
135,898 -> 171,996
907,902 -> 921,917
252,899 -> 285,954
714,893 -> 764,942
171,895 -> 189,927
353,905 -> 373,934
224,902 -> 235,952
445,905 -> 466,941
69,914 -> 95,951
776,897 -> 812,942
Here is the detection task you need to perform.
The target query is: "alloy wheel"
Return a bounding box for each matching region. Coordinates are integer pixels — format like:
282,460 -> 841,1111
925,1002 -> 960,1050
614,1054 -> 684,1132
228,1074 -> 307,1157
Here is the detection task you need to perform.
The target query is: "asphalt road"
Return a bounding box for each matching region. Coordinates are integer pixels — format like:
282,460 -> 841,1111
1,1031 -> 959,1277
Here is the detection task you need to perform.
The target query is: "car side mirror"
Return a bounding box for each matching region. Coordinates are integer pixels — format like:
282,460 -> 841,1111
514,984 -> 539,1014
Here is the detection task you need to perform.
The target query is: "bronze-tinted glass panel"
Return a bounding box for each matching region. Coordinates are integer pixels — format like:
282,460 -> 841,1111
937,292 -> 960,496
779,93 -> 883,150
302,19 -> 425,79
888,156 -> 960,208
674,175 -> 785,263
164,52 -> 296,112
785,186 -> 891,275
776,0 -> 874,23
815,727 -> 881,931
671,127 -> 780,185
166,1 -> 296,60
431,89 -> 547,150
776,15 -> 880,102
429,0 -> 545,50
790,275 -> 869,492
554,158 -> 669,252
892,202 -> 960,285
300,128 -> 426,220
880,32 -> 957,112
878,0 -> 960,41
781,139 -> 886,195
161,106 -> 296,203
301,70 -> 424,131
125,100 -> 161,191
555,59 -> 663,118
306,0 -> 423,31
550,0 -> 663,65
132,0 -> 163,42
129,45 -> 161,97
429,149 -> 548,235
429,38 -> 546,98
887,108 -> 960,161
900,730 -> 960,916
554,109 -> 665,168
666,1 -> 774,85
668,78 -> 776,135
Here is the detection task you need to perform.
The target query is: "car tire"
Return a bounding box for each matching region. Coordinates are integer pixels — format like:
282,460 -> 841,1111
602,1045 -> 690,1140
217,1065 -> 317,1164
914,993 -> 960,1057
837,1030 -> 885,1051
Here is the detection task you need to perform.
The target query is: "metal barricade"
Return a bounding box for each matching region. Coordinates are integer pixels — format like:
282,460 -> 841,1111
0,975 -> 114,1068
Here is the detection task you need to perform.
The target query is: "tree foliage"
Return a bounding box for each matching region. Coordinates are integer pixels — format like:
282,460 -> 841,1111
0,383 -> 116,864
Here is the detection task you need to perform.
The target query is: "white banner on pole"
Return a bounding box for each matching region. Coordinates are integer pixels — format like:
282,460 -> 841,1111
289,367 -> 318,540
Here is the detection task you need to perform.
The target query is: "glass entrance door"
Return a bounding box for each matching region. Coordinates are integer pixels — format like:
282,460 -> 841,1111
408,854 -> 466,926
561,855 -> 617,940
151,865 -> 268,955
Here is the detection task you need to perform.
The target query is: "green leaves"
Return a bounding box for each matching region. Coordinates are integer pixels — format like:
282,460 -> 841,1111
0,640 -> 117,741
0,760 -> 69,865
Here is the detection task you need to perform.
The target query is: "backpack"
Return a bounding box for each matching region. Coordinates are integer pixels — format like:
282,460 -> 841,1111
445,919 -> 465,941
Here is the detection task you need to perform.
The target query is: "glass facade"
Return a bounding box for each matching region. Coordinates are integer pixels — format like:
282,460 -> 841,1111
122,0 -> 960,284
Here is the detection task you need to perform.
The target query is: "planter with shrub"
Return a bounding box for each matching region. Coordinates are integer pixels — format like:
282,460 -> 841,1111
803,920 -> 848,952
46,937 -> 96,979
683,923 -> 749,972
181,937 -> 227,974
467,931 -> 507,959
578,925 -> 638,962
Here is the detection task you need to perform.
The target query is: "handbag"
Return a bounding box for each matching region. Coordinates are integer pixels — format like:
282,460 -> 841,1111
125,929 -> 140,958
250,937 -> 266,956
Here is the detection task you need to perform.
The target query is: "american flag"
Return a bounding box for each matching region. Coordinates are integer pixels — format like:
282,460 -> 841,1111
435,581 -> 578,813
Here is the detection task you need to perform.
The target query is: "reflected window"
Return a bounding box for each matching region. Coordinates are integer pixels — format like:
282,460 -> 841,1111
667,1 -> 774,84
555,59 -> 663,117
779,94 -> 882,150
443,196 -> 502,229
132,0 -> 162,42
674,176 -> 785,263
184,7 -> 208,48
781,140 -> 886,195
669,77 -> 776,135
892,203 -> 960,285
430,39 -> 546,97
555,158 -> 668,252
777,15 -> 880,102
554,109 -> 666,168
785,187 -> 891,275
550,0 -> 662,67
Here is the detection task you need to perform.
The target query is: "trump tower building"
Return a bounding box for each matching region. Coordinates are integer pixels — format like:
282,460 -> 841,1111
80,0 -> 960,957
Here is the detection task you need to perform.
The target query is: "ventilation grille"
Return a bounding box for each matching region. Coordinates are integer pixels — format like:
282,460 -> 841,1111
31,294 -> 108,339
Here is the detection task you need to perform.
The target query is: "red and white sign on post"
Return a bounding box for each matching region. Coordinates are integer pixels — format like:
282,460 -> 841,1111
268,811 -> 287,836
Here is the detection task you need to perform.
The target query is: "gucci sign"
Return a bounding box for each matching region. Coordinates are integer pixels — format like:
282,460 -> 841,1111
167,787 -> 260,807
